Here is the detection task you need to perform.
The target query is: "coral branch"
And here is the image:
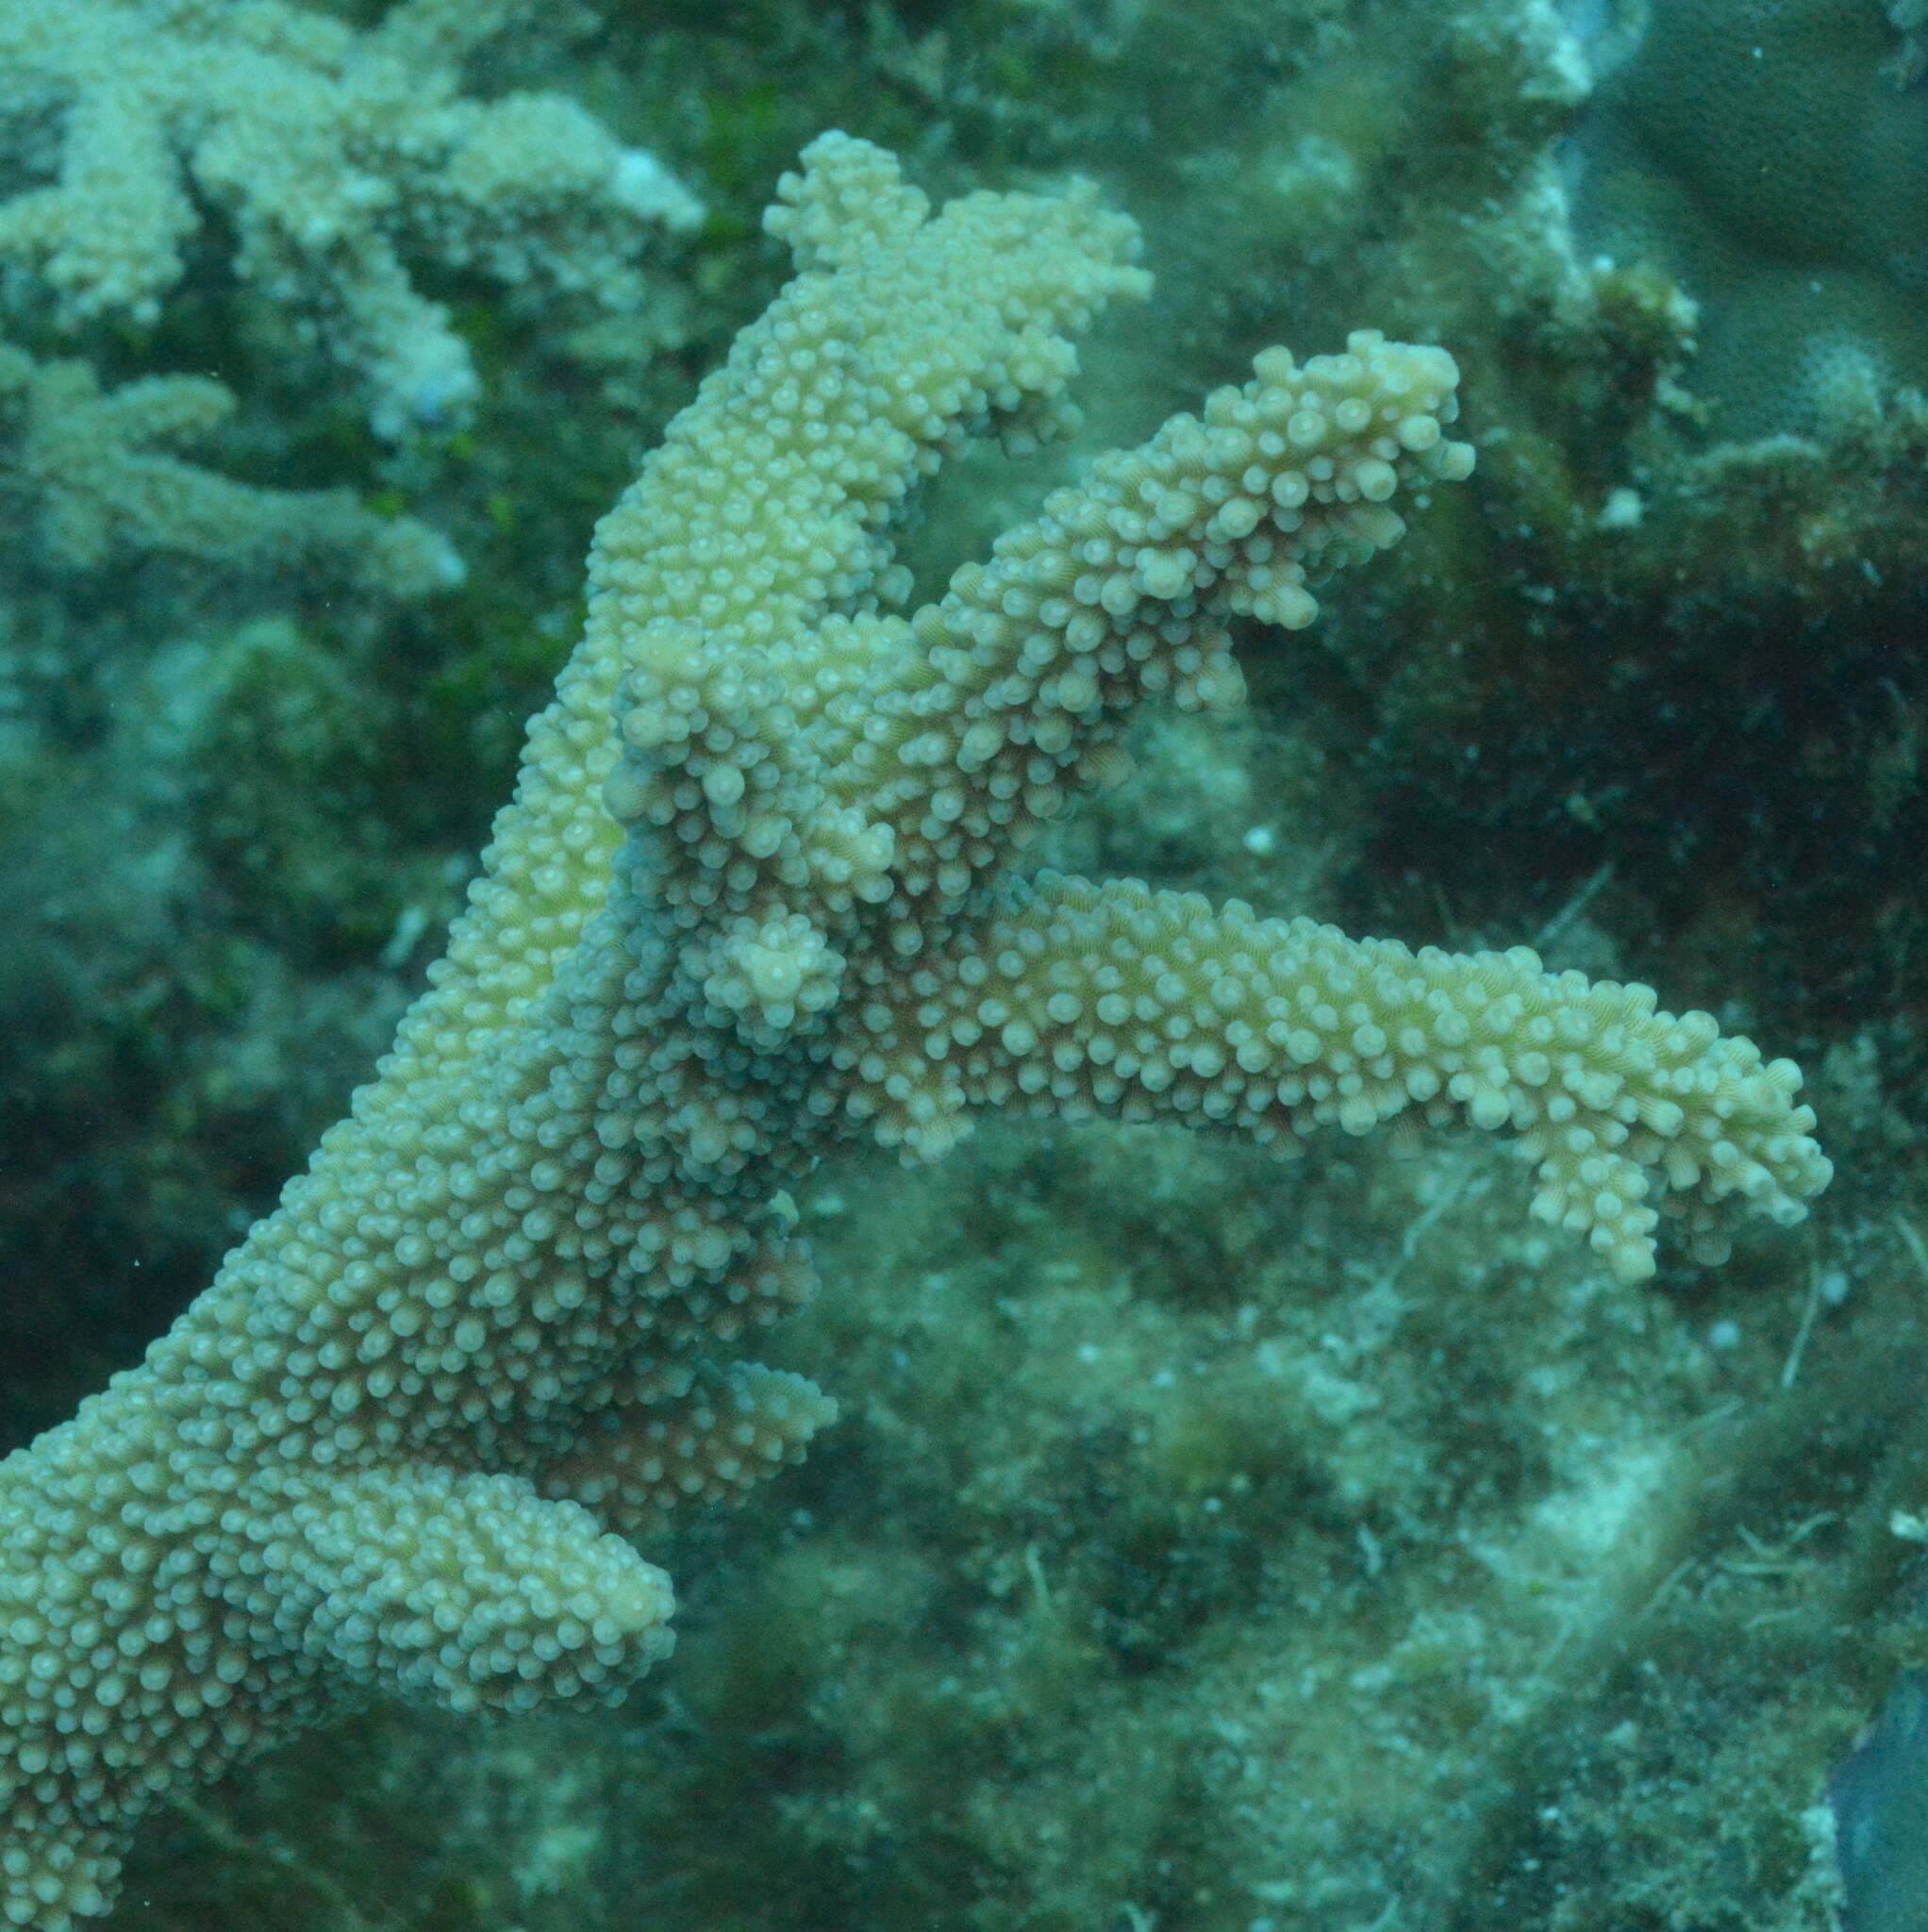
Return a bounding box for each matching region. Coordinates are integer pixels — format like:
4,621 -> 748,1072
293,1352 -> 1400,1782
0,133 -> 1826,1930
0,0 -> 700,438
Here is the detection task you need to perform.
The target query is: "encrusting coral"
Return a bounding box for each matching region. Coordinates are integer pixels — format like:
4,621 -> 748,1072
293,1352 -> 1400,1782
1573,0 -> 1928,439
0,132 -> 1832,1928
0,0 -> 701,440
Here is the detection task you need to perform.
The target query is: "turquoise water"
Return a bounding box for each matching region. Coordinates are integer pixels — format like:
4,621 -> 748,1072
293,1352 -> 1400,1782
2,4 -> 1924,1927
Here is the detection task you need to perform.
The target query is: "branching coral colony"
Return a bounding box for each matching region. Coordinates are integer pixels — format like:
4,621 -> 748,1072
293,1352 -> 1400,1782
0,0 -> 700,591
0,135 -> 1831,1928
0,0 -> 702,441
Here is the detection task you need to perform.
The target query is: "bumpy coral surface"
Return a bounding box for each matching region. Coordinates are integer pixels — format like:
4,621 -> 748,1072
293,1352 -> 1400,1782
0,132 -> 1827,1932
0,0 -> 700,438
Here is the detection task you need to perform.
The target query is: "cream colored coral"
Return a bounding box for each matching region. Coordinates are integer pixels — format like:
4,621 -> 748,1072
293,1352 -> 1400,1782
0,342 -> 459,591
598,252 -> 1822,1283
861,875 -> 1829,1286
0,132 -> 1827,1931
0,0 -> 700,438
0,132 -> 1150,1930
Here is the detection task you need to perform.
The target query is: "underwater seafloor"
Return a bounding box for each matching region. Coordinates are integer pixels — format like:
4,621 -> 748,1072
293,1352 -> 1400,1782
4,0 -> 1928,1927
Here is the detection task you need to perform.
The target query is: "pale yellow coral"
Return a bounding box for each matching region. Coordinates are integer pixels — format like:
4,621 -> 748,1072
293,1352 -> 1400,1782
866,875 -> 1829,1286
0,133 -> 1827,1930
0,132 -> 1151,1930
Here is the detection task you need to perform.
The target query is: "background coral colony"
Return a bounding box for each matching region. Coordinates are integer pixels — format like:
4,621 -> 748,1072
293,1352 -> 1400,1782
3,1 -> 1928,1929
